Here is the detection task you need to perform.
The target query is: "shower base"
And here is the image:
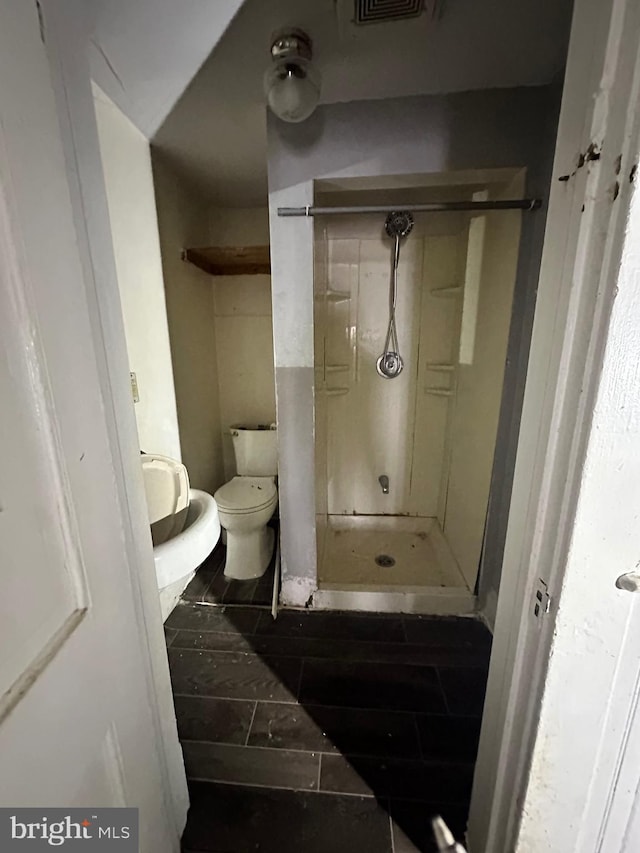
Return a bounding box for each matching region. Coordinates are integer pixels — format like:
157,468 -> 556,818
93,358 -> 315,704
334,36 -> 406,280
313,515 -> 475,614
315,515 -> 475,615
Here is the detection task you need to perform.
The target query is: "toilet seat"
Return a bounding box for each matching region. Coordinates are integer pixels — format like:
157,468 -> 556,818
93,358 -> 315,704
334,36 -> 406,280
214,476 -> 277,514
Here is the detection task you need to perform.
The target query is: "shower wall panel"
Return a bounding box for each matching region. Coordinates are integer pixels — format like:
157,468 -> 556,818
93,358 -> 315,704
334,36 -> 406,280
442,204 -> 522,587
315,215 -> 466,518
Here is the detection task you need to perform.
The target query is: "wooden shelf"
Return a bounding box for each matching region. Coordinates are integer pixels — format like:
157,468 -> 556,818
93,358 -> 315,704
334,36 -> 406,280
182,245 -> 270,276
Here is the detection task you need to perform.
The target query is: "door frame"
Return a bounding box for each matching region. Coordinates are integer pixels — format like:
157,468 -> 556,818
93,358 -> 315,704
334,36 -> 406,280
468,0 -> 640,849
40,1 -> 190,841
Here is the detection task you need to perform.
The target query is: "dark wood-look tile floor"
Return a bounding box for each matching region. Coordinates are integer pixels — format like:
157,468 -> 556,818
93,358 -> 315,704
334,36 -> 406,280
166,578 -> 492,852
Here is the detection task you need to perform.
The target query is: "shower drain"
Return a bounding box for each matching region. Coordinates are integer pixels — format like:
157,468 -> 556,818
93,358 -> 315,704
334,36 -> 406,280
375,554 -> 396,568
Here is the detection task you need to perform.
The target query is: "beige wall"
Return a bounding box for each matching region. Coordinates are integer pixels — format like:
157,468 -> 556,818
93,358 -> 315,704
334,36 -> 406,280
152,153 -> 224,493
94,87 -> 181,460
209,208 -> 276,481
443,175 -> 524,587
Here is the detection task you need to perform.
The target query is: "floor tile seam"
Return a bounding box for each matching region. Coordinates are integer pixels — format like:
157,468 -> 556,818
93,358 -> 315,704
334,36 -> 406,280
169,646 -> 307,664
296,657 -> 305,701
172,685 -> 452,714
253,637 -> 454,650
184,775 -> 366,797
169,654 -> 486,674
173,651 -> 490,670
181,735 -> 476,768
412,713 -> 424,761
168,642 -> 479,666
172,692 -> 259,702
317,753 -> 476,769
186,775 -> 473,809
182,739 -> 324,757
241,698 -> 439,718
180,737 -> 436,761
400,616 -> 410,645
172,692 -> 299,705
244,701 -> 258,746
186,774 -> 471,806
169,644 -> 453,669
294,698 -> 448,715
317,788 -> 472,804
434,667 -> 451,716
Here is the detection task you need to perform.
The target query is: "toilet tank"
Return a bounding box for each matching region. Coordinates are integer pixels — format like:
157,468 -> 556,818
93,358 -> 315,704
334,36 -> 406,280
231,424 -> 278,476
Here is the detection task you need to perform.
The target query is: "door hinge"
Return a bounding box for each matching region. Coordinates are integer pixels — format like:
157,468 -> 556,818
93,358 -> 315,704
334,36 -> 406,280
534,579 -> 551,618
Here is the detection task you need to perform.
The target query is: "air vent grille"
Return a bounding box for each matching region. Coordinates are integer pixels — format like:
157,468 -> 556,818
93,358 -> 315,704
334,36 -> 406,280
355,0 -> 425,24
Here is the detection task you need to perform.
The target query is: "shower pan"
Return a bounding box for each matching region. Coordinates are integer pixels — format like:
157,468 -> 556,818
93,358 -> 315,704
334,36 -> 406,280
312,178 -> 525,612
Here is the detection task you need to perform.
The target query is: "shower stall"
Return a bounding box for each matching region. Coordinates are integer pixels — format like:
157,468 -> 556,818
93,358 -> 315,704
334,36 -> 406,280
312,172 -> 526,610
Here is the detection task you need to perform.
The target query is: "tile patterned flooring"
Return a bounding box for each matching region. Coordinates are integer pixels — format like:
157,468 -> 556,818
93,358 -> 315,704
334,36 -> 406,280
167,561 -> 491,852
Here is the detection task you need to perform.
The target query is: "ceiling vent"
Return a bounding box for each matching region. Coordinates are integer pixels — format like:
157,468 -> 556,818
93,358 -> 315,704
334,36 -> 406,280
354,0 -> 426,24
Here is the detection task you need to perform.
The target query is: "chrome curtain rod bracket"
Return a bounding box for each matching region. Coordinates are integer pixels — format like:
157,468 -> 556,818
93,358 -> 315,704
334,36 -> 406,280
277,199 -> 542,217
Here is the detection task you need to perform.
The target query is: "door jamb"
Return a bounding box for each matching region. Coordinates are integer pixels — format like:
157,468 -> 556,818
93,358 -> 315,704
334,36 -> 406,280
468,0 -> 640,849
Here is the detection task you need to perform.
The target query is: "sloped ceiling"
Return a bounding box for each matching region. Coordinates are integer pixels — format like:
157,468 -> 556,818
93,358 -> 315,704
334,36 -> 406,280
151,0 -> 574,205
89,0 -> 245,138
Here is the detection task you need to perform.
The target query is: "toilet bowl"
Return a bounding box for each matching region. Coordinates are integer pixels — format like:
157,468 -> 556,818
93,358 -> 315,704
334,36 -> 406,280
215,476 -> 277,580
214,425 -> 278,580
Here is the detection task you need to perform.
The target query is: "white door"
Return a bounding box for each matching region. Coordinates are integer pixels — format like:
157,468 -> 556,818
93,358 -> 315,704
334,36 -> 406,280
0,2 -> 184,848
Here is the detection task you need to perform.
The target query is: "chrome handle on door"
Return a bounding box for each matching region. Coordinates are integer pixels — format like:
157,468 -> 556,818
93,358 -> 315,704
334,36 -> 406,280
616,572 -> 640,592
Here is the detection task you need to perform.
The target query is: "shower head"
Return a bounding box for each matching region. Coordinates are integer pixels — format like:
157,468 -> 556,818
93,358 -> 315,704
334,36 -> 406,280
384,210 -> 414,239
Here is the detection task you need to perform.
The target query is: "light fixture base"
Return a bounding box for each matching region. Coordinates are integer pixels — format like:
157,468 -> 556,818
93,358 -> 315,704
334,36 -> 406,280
270,28 -> 313,63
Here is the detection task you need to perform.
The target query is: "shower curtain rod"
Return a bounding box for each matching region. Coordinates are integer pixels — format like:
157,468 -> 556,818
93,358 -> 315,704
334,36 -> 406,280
277,198 -> 542,217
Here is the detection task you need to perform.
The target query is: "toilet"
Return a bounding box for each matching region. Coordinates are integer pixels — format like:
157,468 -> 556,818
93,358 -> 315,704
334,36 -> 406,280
214,425 -> 278,580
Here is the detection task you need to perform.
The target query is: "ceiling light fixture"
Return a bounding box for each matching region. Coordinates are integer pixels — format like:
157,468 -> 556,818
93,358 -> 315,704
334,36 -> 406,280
264,29 -> 321,123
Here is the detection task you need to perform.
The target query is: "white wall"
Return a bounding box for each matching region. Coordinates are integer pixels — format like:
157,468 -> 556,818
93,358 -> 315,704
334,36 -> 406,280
152,153 -> 225,494
90,0 -> 244,138
209,208 -> 276,481
94,87 -> 181,461
315,213 -> 466,518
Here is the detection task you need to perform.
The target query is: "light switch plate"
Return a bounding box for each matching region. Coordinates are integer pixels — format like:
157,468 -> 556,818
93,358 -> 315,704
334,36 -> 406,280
130,371 -> 140,403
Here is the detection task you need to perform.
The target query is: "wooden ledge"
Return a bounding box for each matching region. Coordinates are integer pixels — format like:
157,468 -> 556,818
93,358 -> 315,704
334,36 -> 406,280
182,245 -> 270,276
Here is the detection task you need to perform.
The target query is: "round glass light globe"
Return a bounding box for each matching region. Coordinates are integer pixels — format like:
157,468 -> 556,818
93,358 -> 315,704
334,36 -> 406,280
264,59 -> 321,123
